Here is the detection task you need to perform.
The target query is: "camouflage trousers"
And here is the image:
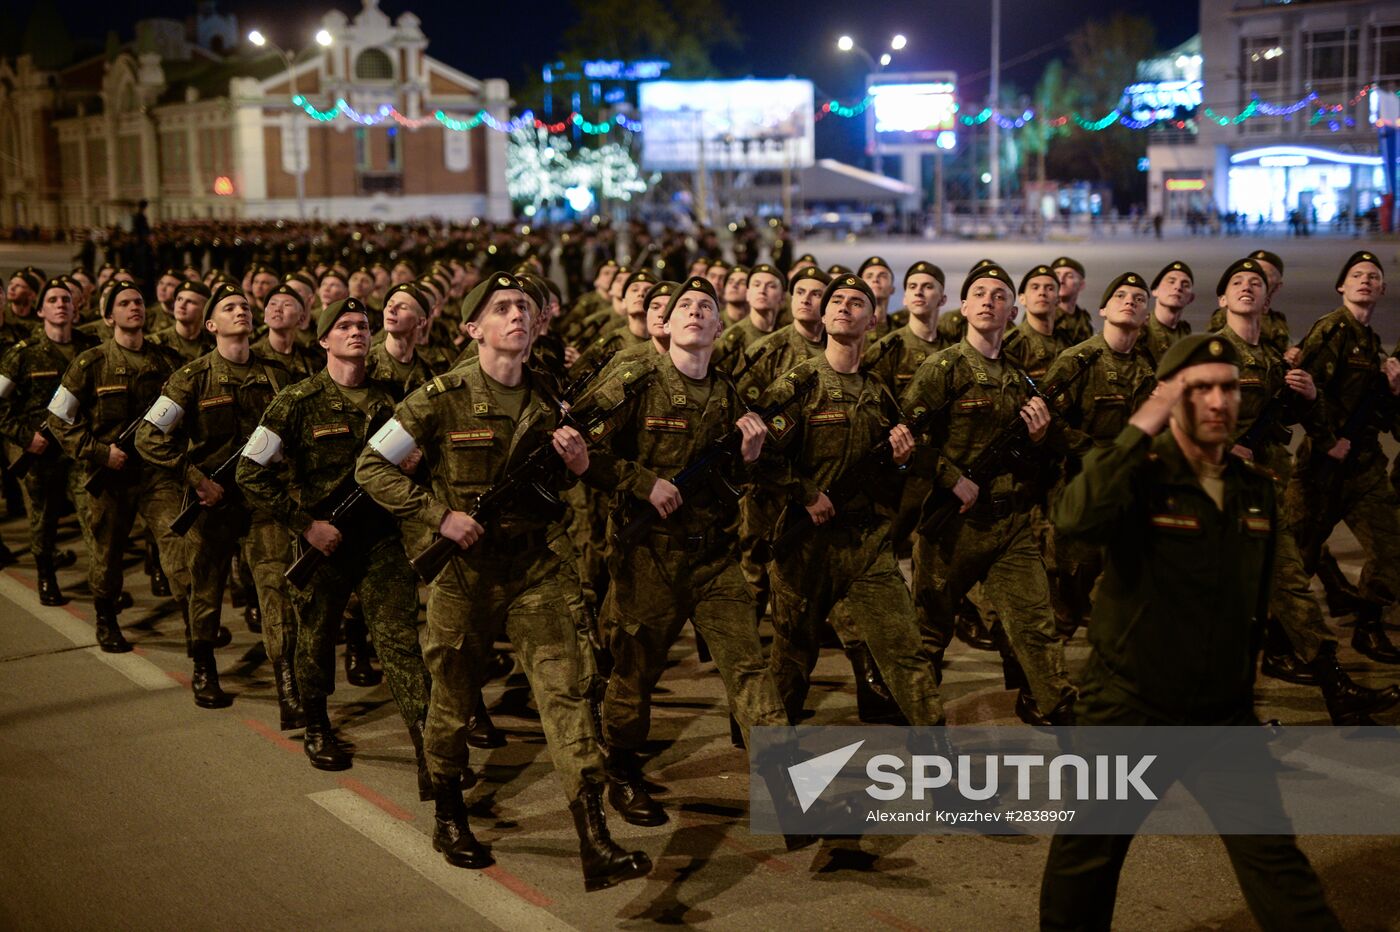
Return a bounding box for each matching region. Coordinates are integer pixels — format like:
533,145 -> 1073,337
770,517 -> 944,725
1286,454 -> 1400,605
4,444 -> 93,560
1254,450 -> 1332,663
186,503 -> 296,663
86,467 -> 190,602
290,532 -> 429,729
423,531 -> 604,800
601,532 -> 787,751
912,509 -> 1073,712
565,484 -> 610,606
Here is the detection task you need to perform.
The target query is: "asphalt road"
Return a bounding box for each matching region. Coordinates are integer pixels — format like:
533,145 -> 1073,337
2,237 -> 1400,930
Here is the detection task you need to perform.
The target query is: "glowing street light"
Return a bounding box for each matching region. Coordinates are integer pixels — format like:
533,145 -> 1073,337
880,53 -> 892,66
246,27 -> 335,220
837,35 -> 854,52
891,34 -> 907,50
315,28 -> 333,47
247,29 -> 266,46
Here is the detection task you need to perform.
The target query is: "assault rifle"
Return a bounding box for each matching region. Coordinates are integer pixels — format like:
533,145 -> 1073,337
169,436 -> 252,536
9,424 -> 59,480
84,416 -> 143,497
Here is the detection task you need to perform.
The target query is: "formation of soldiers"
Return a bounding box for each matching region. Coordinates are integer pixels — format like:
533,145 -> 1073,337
3,222 -> 1400,894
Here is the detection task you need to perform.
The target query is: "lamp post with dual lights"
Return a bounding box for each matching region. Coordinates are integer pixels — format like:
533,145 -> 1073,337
248,27 -> 333,220
836,33 -> 908,172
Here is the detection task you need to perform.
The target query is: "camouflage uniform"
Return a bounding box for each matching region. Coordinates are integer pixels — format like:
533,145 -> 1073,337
1139,314 -> 1192,370
48,339 -> 191,602
235,369 -> 430,727
1052,305 -> 1094,346
736,324 -> 825,406
901,340 -> 1074,713
579,354 -> 788,751
1210,306 -> 1290,358
135,350 -> 294,657
251,334 -> 322,381
365,341 -> 434,402
713,317 -> 778,373
758,355 -> 945,724
355,362 -> 604,798
146,326 -> 215,365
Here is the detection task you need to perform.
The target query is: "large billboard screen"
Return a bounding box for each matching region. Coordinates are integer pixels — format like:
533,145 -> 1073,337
870,75 -> 958,150
638,80 -> 815,172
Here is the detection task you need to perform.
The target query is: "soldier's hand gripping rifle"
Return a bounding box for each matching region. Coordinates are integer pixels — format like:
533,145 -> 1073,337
83,416 -> 143,497
410,370 -> 657,584
169,436 -> 254,536
916,348 -> 1102,540
9,424 -> 59,480
1233,319 -> 1341,458
612,369 -> 820,549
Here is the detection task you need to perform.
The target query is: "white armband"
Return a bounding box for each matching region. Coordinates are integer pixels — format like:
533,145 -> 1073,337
143,395 -> 185,434
242,425 -> 284,465
369,417 -> 419,466
0,374 -> 15,400
47,385 -> 80,424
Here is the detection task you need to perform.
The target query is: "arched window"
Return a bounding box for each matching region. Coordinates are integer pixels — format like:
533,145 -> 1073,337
354,48 -> 394,81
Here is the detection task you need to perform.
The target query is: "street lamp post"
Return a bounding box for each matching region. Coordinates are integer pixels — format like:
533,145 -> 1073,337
248,28 -> 333,221
988,0 -> 1001,231
838,33 -> 908,219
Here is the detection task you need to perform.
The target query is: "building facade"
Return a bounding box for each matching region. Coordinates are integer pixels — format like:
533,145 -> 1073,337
0,0 -> 511,229
1148,0 -> 1398,226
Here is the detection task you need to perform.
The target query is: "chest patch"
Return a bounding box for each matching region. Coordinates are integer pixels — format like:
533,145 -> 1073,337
1243,515 -> 1271,533
644,416 -> 688,432
311,423 -> 351,439
955,398 -> 992,411
96,384 -> 127,396
1151,513 -> 1200,531
200,394 -> 234,410
810,410 -> 849,426
30,370 -> 58,379
448,429 -> 494,445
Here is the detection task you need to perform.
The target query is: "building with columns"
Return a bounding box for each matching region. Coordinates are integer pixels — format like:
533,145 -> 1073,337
0,0 -> 511,229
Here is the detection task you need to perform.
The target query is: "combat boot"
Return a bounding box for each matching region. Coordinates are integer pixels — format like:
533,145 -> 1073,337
1015,689 -> 1076,726
190,644 -> 232,709
53,548 -> 76,569
432,778 -> 493,869
570,784 -> 653,891
343,620 -> 382,687
1352,603 -> 1400,664
1313,644 -> 1400,724
273,657 -> 306,731
1261,617 -> 1319,685
147,543 -> 170,598
954,597 -> 998,651
845,645 -> 907,725
406,718 -> 433,802
605,749 -> 667,826
94,597 -> 131,653
302,696 -> 352,771
35,554 -> 68,606
1318,546 -> 1366,617
466,693 -> 505,749
245,603 -> 262,634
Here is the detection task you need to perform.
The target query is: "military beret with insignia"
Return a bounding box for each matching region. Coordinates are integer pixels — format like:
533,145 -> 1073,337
905,261 -> 946,288
1151,261 -> 1194,290
285,271 -> 317,291
317,297 -> 370,339
319,269 -> 348,287
858,256 -> 891,276
748,263 -> 787,293
1099,272 -> 1147,310
1051,256 -> 1085,277
827,264 -> 852,277
1154,332 -> 1240,380
789,266 -> 832,287
159,267 -> 184,282
644,280 -> 680,309
960,264 -> 1012,301
36,278 -> 73,309
662,276 -> 720,321
460,272 -> 528,325
1335,250 -> 1383,289
820,274 -> 877,315
1249,250 -> 1284,275
101,279 -> 142,318
209,282 -> 247,312
264,282 -> 302,307
12,267 -> 44,294
623,268 -> 661,292
725,265 -> 751,283
176,280 -> 213,301
972,258 -> 998,271
1018,264 -> 1057,295
1215,257 -> 1267,297
793,253 -> 819,266
516,272 -> 551,313
385,282 -> 431,316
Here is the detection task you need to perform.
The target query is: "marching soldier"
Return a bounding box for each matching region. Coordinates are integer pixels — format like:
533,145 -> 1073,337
1050,256 -> 1094,345
47,280 -> 190,653
568,270 -> 658,380
736,267 -> 829,401
1003,265 -> 1069,379
857,256 -> 896,338
4,267 -> 43,346
1140,260 -> 1194,368
365,283 -> 434,401
235,298 -> 431,776
1209,248 -> 1290,358
147,281 -> 216,363
714,263 -> 785,372
148,269 -> 183,333
719,265 -> 750,327
252,284 -> 322,380
355,272 -> 652,890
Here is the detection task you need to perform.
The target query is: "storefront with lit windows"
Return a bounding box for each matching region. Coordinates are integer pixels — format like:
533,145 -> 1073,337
1226,145 -> 1382,225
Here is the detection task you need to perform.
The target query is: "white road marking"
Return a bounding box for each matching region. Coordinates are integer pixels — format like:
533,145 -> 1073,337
0,573 -> 175,690
309,788 -> 579,932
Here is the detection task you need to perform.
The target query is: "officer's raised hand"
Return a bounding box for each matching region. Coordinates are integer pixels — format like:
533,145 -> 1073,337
305,519 -> 342,555
890,424 -> 915,465
1129,372 -> 1187,437
440,510 -> 485,549
736,412 -> 766,463
551,425 -> 589,475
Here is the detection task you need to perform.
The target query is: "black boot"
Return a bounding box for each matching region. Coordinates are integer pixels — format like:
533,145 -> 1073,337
432,778 -> 493,869
148,543 -> 170,598
1015,689 -> 1075,726
1318,546 -> 1366,617
407,718 -> 433,802
94,597 -> 130,653
466,693 -> 506,749
570,784 -> 653,891
1261,617 -> 1319,685
115,590 -> 134,611
1314,644 -> 1400,724
273,657 -> 306,731
846,645 -> 907,725
344,621 -> 382,687
605,749 -> 667,826
954,597 -> 998,650
191,644 -> 232,709
245,603 -> 262,634
302,697 -> 352,771
214,625 -> 232,649
1352,604 -> 1400,664
52,548 -> 76,570
35,554 -> 68,606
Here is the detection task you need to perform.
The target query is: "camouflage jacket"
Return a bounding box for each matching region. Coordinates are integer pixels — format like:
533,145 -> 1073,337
713,316 -> 779,374
0,311 -> 40,350
1292,306 -> 1398,467
570,325 -> 649,383
365,342 -> 435,403
1053,305 -> 1095,345
1210,307 -> 1290,359
235,369 -> 397,535
136,348 -> 293,490
1002,319 -> 1069,380
738,324 -> 826,406
933,309 -> 966,349
48,337 -> 182,475
863,324 -> 941,398
1216,324 -> 1322,476
146,325 -> 216,365
1044,333 -> 1156,461
251,333 -> 322,381
0,328 -> 100,451
1139,314 -> 1192,371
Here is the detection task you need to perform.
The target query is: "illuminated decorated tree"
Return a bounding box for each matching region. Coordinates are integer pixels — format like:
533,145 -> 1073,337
506,123 -> 652,213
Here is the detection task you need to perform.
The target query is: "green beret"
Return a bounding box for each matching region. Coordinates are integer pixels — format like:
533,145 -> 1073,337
725,265 -> 750,282
1018,264 -> 1057,295
319,269 -> 348,287
384,282 -> 430,316
820,274 -> 877,316
316,297 -> 370,339
1099,272 -> 1147,309
644,280 -> 680,309
1248,250 -> 1284,275
1051,256 -> 1085,277
1154,333 -> 1240,380
793,253 -> 819,267
663,276 -> 720,321
1336,250 -> 1383,289
11,268 -> 43,294
176,280 -> 212,301
36,278 -> 73,308
748,263 -> 787,292
622,268 -> 660,292
789,266 -> 832,288
960,264 -> 1013,301
904,261 -> 946,288
1151,261 -> 1194,290
858,256 -> 891,276
516,272 -> 550,312
264,283 -> 302,307
1215,257 -> 1268,297
827,264 -> 852,277
209,282 -> 247,311
159,268 -> 184,282
101,280 -> 143,318
285,271 -> 317,291
460,273 -> 527,325
972,258 -> 998,271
